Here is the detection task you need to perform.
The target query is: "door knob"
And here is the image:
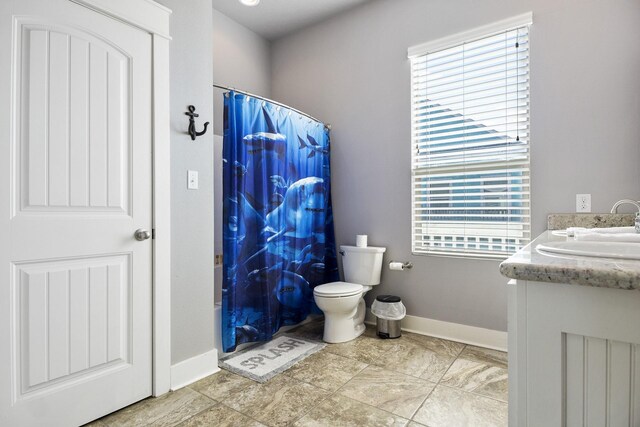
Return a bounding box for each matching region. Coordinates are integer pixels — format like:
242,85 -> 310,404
134,229 -> 151,241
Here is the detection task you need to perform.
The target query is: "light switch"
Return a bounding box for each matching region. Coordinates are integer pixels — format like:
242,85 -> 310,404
187,170 -> 199,190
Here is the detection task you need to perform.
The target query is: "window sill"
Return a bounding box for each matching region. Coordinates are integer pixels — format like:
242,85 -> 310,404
411,250 -> 510,262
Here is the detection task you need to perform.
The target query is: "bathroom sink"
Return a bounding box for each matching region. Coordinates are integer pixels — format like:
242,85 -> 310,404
536,241 -> 640,260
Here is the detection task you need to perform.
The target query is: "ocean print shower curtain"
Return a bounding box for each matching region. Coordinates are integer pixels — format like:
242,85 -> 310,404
222,91 -> 339,352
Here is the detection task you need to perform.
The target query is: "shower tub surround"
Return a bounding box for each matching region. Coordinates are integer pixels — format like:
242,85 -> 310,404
501,214 -> 640,426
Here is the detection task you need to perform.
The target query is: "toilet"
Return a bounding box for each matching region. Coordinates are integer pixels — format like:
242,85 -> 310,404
313,245 -> 386,343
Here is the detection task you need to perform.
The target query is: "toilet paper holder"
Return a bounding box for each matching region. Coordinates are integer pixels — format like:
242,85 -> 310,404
389,261 -> 413,270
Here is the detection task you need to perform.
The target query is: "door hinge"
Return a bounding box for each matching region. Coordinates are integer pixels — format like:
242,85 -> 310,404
152,229 -> 156,239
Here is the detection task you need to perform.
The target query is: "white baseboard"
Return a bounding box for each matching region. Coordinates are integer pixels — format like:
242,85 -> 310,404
170,349 -> 220,390
365,309 -> 507,352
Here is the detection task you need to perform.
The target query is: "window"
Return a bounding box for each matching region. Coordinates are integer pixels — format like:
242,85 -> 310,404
409,14 -> 532,259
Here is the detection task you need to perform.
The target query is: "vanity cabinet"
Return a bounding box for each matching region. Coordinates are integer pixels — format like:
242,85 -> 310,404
508,279 -> 640,426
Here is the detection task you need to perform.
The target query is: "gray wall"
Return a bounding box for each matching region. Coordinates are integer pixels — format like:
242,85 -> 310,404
213,9 -> 272,136
212,10 -> 272,303
157,0 -> 215,364
271,0 -> 640,331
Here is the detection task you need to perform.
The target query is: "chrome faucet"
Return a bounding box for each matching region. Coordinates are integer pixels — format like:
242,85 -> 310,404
610,199 -> 640,233
610,199 -> 640,213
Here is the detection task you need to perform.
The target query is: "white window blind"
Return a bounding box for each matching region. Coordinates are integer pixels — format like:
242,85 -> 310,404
410,23 -> 531,259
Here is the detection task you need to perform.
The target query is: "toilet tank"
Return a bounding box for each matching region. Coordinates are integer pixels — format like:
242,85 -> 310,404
340,245 -> 386,286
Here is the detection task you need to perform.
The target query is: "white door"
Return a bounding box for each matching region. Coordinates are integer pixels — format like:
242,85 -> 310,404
0,0 -> 153,425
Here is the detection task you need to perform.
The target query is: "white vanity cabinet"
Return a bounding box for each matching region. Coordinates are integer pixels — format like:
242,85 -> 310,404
508,279 -> 640,426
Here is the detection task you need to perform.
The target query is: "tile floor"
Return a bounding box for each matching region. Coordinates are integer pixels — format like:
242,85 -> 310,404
90,321 -> 508,427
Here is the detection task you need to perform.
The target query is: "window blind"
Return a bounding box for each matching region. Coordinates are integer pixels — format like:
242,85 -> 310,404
410,25 -> 531,258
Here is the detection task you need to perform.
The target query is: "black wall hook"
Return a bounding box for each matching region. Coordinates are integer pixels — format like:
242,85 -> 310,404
185,105 -> 209,141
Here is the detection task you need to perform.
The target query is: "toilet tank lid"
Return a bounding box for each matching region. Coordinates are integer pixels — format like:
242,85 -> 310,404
340,245 -> 386,254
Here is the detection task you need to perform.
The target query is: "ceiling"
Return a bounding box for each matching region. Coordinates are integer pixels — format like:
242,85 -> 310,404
212,0 -> 370,40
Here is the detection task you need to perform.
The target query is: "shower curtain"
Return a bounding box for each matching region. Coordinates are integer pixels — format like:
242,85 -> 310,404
222,91 -> 339,352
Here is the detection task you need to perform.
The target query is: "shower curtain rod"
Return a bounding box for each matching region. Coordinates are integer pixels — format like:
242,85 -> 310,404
213,83 -> 331,129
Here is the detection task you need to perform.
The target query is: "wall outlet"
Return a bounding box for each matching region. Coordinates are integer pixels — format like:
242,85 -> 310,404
187,170 -> 199,190
576,194 -> 591,213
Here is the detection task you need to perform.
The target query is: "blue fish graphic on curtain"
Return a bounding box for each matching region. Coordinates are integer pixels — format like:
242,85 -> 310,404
222,92 -> 339,352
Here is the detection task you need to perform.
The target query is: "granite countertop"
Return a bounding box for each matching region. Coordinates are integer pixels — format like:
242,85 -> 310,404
547,213 -> 634,230
500,231 -> 640,290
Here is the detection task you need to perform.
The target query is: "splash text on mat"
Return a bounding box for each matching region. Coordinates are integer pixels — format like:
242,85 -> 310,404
240,338 -> 308,369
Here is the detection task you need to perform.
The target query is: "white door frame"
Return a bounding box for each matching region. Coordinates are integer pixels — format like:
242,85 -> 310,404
70,0 -> 172,396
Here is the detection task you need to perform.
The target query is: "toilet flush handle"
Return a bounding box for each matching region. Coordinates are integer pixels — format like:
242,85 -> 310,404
339,250 -> 345,256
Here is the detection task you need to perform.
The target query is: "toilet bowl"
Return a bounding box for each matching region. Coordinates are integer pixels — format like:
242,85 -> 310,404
313,282 -> 371,343
313,245 -> 386,343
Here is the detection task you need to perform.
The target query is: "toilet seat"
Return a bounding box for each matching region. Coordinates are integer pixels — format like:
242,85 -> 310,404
313,281 -> 363,298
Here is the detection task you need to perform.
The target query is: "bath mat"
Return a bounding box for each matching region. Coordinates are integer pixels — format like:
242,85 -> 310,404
219,335 -> 326,383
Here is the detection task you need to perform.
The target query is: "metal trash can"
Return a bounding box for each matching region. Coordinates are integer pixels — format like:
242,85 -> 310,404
372,295 -> 406,339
